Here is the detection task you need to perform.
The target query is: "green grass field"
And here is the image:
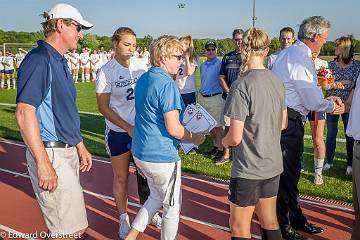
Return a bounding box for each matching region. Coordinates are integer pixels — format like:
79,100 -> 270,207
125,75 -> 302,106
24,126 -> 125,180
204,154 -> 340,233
0,70 -> 352,202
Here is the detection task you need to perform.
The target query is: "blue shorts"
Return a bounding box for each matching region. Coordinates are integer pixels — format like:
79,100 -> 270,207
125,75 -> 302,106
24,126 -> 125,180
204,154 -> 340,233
4,70 -> 14,74
0,69 -> 4,74
105,129 -> 132,157
181,92 -> 196,108
307,111 -> 326,121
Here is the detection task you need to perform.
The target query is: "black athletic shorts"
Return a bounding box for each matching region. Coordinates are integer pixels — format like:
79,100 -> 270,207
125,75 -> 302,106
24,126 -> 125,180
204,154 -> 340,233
228,175 -> 280,207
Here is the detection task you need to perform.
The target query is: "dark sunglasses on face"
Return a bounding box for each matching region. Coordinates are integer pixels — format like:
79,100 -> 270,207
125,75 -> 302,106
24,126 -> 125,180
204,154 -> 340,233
172,55 -> 182,61
71,22 -> 83,32
206,48 -> 215,52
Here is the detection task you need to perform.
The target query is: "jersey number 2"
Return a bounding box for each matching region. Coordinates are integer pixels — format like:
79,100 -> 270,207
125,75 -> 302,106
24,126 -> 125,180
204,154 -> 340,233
126,88 -> 134,101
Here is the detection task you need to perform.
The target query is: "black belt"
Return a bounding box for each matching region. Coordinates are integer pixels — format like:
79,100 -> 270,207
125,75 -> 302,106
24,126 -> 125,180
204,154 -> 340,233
43,141 -> 74,148
287,107 -> 303,121
201,92 -> 222,98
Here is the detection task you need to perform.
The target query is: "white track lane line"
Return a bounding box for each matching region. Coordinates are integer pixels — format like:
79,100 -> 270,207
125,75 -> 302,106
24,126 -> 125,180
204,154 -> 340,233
0,167 -> 247,237
0,138 -> 354,213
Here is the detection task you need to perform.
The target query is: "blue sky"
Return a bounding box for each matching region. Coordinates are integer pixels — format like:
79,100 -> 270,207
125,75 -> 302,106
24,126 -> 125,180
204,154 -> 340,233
0,0 -> 359,40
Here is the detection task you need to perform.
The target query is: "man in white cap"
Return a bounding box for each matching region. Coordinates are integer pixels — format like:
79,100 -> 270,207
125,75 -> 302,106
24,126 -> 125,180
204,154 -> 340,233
15,3 -> 93,239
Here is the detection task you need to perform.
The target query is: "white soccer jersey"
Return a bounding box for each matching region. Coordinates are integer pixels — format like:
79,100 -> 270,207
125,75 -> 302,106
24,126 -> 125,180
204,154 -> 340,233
100,52 -> 109,66
71,53 -> 80,69
80,52 -> 90,68
176,59 -> 198,94
0,56 -> 4,70
63,53 -> 72,70
15,53 -> 26,68
90,53 -> 101,69
95,58 -> 146,132
3,56 -> 14,70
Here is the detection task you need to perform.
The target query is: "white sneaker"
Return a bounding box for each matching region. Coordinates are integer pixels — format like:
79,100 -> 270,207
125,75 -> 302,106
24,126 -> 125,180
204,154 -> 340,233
314,173 -> 323,185
346,166 -> 353,176
323,163 -> 333,171
118,213 -> 130,239
150,212 -> 162,229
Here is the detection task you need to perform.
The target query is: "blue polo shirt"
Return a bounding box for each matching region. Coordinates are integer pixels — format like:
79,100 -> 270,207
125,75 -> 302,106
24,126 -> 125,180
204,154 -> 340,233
220,50 -> 242,87
16,40 -> 82,145
132,67 -> 184,163
200,57 -> 223,95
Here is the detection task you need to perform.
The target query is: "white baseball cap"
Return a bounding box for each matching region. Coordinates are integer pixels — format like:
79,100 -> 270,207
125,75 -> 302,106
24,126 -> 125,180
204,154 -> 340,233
46,3 -> 93,29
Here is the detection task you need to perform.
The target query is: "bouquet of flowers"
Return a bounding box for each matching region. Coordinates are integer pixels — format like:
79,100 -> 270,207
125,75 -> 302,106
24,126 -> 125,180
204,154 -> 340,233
317,66 -> 335,89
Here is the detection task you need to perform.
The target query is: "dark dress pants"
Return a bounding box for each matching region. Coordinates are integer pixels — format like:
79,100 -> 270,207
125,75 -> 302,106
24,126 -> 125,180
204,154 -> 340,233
277,117 -> 308,232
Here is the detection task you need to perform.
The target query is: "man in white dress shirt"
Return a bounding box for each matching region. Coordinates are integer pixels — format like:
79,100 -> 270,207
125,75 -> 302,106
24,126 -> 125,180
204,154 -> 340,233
267,27 -> 295,70
272,16 -> 344,240
347,75 -> 360,240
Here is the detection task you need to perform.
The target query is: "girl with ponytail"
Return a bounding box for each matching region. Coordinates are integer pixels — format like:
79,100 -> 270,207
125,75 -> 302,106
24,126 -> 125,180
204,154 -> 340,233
222,27 -> 287,240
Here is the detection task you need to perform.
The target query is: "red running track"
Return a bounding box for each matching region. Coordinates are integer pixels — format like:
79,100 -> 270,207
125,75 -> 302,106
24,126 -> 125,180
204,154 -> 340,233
0,139 -> 355,240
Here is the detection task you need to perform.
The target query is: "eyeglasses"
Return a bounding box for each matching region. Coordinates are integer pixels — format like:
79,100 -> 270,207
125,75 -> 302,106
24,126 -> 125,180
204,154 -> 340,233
206,48 -> 216,52
71,22 -> 83,32
172,55 -> 182,61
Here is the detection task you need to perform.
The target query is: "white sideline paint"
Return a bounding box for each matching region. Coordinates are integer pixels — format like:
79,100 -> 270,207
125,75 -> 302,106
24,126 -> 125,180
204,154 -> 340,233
0,138 -> 354,213
0,102 -> 347,143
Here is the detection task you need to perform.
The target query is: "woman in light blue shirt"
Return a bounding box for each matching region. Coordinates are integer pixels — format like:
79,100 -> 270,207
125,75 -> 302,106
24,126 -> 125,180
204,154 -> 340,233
126,35 -> 205,240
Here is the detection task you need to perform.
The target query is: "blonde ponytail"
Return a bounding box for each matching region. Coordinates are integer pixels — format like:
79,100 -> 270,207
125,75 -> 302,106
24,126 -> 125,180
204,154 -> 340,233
240,27 -> 270,76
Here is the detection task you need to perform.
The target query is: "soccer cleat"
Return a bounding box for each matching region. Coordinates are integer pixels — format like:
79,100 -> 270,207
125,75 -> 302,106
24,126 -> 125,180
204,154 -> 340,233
314,173 -> 323,185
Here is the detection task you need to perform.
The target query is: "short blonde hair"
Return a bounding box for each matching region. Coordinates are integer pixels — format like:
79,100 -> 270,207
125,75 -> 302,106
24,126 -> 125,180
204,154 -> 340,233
241,27 -> 270,75
335,36 -> 354,64
150,35 -> 183,67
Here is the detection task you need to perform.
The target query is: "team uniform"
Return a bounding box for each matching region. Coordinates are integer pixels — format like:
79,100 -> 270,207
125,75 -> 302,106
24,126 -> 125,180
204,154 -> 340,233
176,58 -> 198,107
90,52 -> 101,81
15,52 -> 26,69
63,53 -> 72,72
3,55 -> 15,89
95,58 -> 146,156
70,52 -> 80,82
307,58 -> 329,121
80,51 -> 90,82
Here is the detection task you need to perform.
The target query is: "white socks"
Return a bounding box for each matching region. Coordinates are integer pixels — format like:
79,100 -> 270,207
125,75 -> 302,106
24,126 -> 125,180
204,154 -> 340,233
314,158 -> 324,174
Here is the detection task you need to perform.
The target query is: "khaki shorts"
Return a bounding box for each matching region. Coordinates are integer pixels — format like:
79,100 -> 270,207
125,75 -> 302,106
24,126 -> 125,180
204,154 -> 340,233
26,147 -> 88,235
198,94 -> 225,127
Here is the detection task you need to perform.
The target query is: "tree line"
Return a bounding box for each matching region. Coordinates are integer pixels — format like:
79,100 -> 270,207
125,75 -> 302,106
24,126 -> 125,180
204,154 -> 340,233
1,29 -> 359,56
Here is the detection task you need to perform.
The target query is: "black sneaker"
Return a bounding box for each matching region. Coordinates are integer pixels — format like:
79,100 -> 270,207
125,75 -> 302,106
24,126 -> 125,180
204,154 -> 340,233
215,156 -> 230,165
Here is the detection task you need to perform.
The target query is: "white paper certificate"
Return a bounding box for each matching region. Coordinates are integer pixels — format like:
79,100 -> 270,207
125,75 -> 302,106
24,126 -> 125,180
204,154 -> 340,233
180,103 -> 217,154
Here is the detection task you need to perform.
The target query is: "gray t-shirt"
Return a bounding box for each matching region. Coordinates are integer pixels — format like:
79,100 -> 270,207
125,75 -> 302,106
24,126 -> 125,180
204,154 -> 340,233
224,69 -> 285,179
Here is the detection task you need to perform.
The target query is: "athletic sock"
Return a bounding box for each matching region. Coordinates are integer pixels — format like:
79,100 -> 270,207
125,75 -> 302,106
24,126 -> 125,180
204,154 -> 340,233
92,72 -> 96,81
85,74 -> 90,82
12,79 -> 16,88
314,158 -> 324,174
6,80 -> 10,88
1,81 -> 4,88
261,228 -> 282,240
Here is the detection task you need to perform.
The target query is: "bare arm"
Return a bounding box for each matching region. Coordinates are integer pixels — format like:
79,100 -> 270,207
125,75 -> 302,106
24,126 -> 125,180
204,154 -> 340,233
15,102 -> 58,191
96,93 -> 133,136
222,119 -> 244,148
345,89 -> 355,113
219,75 -> 230,94
282,109 -> 288,130
164,110 -> 205,145
183,54 -> 196,76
